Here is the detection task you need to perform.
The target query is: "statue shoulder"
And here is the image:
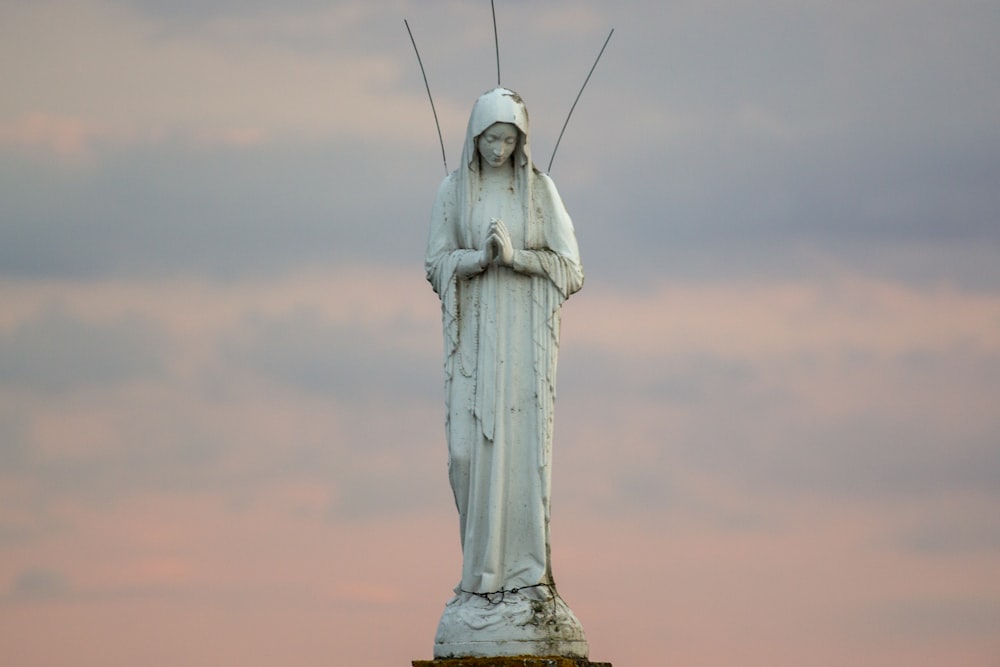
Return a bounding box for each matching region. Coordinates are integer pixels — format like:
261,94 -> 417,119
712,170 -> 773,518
532,170 -> 563,199
531,171 -> 570,217
437,170 -> 461,197
432,171 -> 461,216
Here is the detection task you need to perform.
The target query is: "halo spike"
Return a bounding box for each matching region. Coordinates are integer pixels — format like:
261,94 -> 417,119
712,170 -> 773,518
548,28 -> 615,173
404,19 -> 449,175
491,0 -> 501,85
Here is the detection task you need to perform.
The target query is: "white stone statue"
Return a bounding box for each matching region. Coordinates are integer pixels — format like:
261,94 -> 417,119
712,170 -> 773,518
425,87 -> 588,659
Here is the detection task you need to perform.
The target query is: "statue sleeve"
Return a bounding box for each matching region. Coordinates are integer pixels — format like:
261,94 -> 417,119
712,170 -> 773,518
513,174 -> 584,300
425,173 -> 476,363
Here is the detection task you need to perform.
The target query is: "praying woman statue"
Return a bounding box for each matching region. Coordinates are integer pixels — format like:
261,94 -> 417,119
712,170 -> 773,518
425,87 -> 589,659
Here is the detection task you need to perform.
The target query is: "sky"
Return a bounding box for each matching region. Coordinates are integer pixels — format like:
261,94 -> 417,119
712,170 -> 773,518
1,0 -> 999,665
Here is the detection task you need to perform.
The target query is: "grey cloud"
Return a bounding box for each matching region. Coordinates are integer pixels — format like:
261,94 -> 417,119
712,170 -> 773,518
219,307 -> 439,403
900,511 -> 1000,556
8,569 -> 73,601
109,0 -> 347,22
213,307 -> 450,519
0,389 -> 439,522
582,141 -> 993,287
0,303 -> 444,518
0,306 -> 167,393
0,138 -> 439,281
761,417 -> 1000,499
557,342 -> 1000,508
559,346 -> 758,405
864,597 -> 1000,641
556,1 -> 1000,287
0,414 -> 227,514
3,0 -> 998,293
0,417 -> 29,470
329,460 -> 442,521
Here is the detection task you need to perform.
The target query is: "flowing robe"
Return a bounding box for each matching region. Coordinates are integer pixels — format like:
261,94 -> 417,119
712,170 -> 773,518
426,166 -> 583,598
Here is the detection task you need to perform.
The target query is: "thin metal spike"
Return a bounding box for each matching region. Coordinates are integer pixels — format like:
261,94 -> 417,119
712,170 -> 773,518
404,19 -> 449,175
548,28 -> 615,173
491,0 -> 501,85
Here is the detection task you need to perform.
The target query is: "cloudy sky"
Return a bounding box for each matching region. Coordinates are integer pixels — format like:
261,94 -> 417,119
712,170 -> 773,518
2,1 -> 999,665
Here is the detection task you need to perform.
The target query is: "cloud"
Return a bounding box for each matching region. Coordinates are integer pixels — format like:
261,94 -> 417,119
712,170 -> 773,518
553,277 -> 1000,511
0,114 -> 111,162
1,3 -> 999,665
109,0 -> 345,23
0,268 -> 996,665
218,306 -> 437,402
3,270 -> 990,530
8,569 -> 72,600
0,0 -> 435,155
900,503 -> 1000,555
0,271 -> 447,522
0,305 -> 166,393
3,1 -> 997,293
0,138 -> 438,280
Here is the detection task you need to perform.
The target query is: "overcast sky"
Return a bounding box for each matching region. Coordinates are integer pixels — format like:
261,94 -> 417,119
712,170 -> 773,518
2,1 -> 999,665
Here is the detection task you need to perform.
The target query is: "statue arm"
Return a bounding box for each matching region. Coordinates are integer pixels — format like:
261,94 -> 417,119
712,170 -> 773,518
510,248 -> 584,296
426,174 -> 491,292
510,248 -> 568,276
506,174 -> 585,298
490,217 -> 580,293
427,175 -> 479,291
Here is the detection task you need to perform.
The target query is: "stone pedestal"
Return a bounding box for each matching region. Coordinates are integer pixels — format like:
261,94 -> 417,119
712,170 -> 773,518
432,591 -> 588,659
413,658 -> 612,667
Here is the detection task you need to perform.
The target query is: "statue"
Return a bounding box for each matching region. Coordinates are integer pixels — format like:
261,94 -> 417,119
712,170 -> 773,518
425,87 -> 588,659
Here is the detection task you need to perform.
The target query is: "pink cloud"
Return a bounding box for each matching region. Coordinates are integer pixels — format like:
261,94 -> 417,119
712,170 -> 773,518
0,113 -> 105,161
2,269 -> 998,666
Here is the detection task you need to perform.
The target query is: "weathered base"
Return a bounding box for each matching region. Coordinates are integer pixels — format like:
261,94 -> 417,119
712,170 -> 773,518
413,658 -> 612,667
433,591 -> 588,659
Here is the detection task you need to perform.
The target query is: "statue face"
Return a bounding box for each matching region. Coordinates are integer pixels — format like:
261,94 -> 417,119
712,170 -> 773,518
477,122 -> 519,168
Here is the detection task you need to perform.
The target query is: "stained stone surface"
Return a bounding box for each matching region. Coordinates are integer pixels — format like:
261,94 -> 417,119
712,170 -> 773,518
413,658 -> 612,667
433,591 -> 587,659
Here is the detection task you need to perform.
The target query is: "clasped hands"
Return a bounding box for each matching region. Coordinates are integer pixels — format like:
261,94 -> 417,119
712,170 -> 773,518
480,217 -> 514,270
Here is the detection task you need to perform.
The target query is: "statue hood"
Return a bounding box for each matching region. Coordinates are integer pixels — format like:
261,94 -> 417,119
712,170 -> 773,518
462,87 -> 532,171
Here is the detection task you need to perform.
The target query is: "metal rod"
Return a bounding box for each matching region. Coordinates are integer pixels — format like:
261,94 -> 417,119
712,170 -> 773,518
547,28 -> 615,173
405,19 -> 449,175
491,0 -> 500,85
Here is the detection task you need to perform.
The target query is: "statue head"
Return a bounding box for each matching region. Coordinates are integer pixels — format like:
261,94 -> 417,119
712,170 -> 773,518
477,122 -> 519,169
467,88 -> 528,137
464,88 -> 531,172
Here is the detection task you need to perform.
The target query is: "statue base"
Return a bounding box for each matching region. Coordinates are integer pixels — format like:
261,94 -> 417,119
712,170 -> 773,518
431,590 -> 588,660
413,659 -> 612,667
